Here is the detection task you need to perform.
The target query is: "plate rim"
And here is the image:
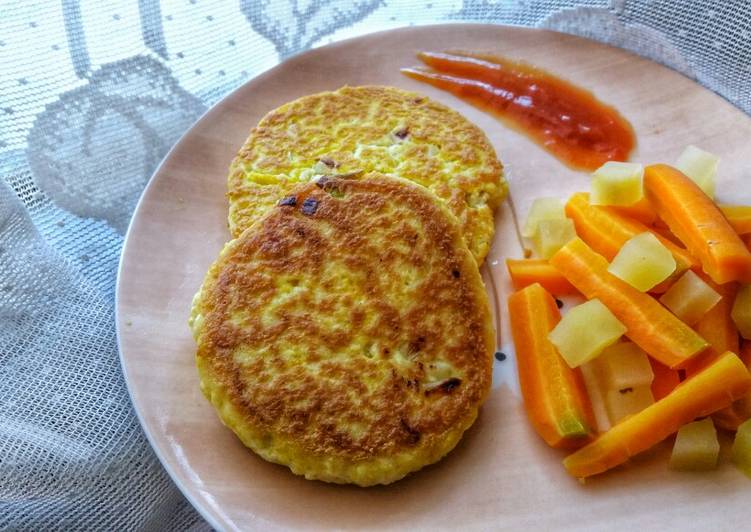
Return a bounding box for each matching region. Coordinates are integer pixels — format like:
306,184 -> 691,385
114,22 -> 740,530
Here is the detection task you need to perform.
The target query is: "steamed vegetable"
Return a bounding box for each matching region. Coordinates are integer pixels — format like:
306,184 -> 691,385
607,233 -> 676,292
595,342 -> 654,391
579,362 -> 612,433
505,259 -> 578,295
649,358 -> 681,401
720,205 -> 751,236
605,386 -> 655,425
563,351 -> 751,478
732,285 -> 751,339
644,164 -> 751,284
565,193 -> 696,289
669,418 -> 719,471
674,145 -> 719,198
609,197 -> 657,225
550,238 -> 709,368
508,283 -> 595,448
732,417 -> 751,478
713,342 -> 751,431
590,161 -> 644,207
695,281 -> 741,356
532,219 -> 576,259
548,299 -> 627,368
659,270 -> 722,325
523,198 -> 566,238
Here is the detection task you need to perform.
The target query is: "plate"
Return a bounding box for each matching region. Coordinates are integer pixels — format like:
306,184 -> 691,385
117,24 -> 751,530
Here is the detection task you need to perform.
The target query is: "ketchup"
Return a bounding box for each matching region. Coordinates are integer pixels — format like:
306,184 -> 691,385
403,51 -> 635,171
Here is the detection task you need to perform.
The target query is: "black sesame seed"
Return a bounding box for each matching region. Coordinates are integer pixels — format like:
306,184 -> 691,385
494,351 -> 507,362
278,195 -> 296,207
394,127 -> 409,139
555,298 -> 564,308
451,269 -> 460,278
301,197 -> 319,215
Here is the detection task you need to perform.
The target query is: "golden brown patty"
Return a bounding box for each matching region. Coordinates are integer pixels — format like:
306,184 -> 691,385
191,174 -> 495,486
227,85 -> 506,263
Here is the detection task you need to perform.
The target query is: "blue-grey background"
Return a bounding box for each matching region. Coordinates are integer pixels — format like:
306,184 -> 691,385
1,1 -> 749,529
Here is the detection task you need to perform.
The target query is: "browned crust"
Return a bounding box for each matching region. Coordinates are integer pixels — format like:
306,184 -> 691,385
227,85 -> 506,263
195,174 -> 494,463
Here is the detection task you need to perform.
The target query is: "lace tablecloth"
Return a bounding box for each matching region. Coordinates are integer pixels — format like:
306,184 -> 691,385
1,1 -> 749,529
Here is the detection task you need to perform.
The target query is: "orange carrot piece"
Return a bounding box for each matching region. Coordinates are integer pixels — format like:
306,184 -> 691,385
720,205 -> 751,236
644,164 -> 751,284
508,283 -> 595,449
506,259 -> 578,296
649,358 -> 681,401
565,192 -> 698,277
563,351 -> 751,478
713,342 -> 751,431
550,238 -> 709,368
684,279 -> 739,378
609,197 -> 657,226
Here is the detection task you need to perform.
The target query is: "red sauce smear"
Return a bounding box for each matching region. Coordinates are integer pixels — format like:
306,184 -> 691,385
402,51 -> 635,171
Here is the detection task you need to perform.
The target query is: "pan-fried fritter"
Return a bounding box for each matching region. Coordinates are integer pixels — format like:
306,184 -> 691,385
227,85 -> 505,263
191,174 -> 494,486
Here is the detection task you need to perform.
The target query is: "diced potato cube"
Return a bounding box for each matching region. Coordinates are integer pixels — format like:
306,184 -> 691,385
579,361 -> 611,433
596,342 -> 654,391
660,271 -> 722,325
670,418 -> 720,471
607,232 -> 677,292
605,385 -> 655,424
548,298 -> 627,368
732,285 -> 751,339
532,218 -> 576,260
675,145 -> 719,198
733,418 -> 751,478
590,161 -> 644,206
523,197 -> 565,238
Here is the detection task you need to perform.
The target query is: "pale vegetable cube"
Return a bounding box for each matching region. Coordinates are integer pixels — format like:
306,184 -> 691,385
605,385 -> 655,424
590,161 -> 644,206
670,418 -> 720,471
607,232 -> 677,292
733,418 -> 751,478
532,218 -> 576,259
522,197 -> 565,238
675,145 -> 719,198
731,284 -> 751,339
548,298 -> 627,368
579,362 -> 611,433
596,342 -> 654,391
660,270 -> 722,325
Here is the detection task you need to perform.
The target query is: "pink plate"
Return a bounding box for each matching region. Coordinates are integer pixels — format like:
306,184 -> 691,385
117,24 -> 751,530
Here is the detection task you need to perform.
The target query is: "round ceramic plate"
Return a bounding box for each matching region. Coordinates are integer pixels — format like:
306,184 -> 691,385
117,24 -> 751,530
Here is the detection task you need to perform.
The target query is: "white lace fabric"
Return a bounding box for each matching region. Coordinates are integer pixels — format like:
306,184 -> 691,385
1,1 -> 749,529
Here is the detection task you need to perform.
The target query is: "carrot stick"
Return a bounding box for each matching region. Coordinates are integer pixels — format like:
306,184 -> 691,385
644,164 -> 751,284
563,351 -> 751,478
550,238 -> 709,368
713,341 -> 751,431
506,259 -> 578,295
608,197 -> 657,226
649,358 -> 681,401
720,205 -> 751,236
683,280 -> 739,378
565,192 -> 698,274
508,283 -> 595,449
